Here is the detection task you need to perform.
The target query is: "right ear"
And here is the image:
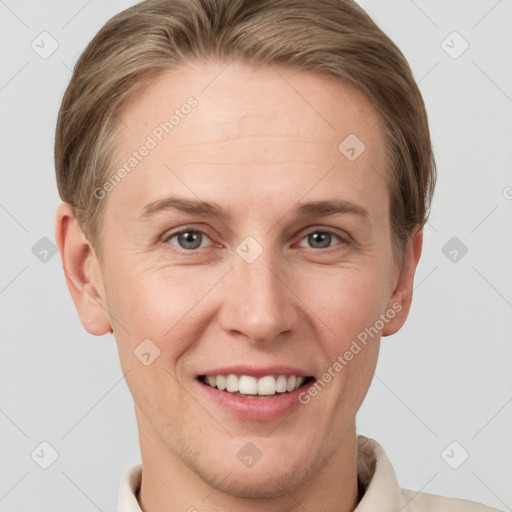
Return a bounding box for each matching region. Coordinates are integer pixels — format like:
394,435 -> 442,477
55,203 -> 112,336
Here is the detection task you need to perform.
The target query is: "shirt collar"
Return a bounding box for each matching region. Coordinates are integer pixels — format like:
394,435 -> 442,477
116,435 -> 407,512
355,435 -> 408,511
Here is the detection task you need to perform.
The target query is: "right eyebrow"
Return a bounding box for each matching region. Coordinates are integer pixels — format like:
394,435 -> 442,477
140,196 -> 232,222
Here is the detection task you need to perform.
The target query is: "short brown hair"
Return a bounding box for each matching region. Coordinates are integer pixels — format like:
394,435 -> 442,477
55,0 -> 436,264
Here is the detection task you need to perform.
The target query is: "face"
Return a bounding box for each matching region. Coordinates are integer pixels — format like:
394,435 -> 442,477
64,61 -> 419,498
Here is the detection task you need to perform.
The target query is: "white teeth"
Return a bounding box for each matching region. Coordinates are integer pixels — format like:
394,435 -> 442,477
258,375 -> 276,395
276,375 -> 288,393
226,374 -> 239,392
286,375 -> 296,392
239,375 -> 258,394
216,374 -> 226,391
202,374 -> 308,395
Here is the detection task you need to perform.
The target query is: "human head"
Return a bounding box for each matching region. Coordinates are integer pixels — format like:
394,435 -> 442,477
55,0 -> 435,267
55,0 -> 434,506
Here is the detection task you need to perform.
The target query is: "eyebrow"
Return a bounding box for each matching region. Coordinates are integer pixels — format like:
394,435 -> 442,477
140,195 -> 368,221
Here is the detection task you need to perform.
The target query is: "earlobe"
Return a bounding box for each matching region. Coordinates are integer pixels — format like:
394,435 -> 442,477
382,229 -> 423,337
55,203 -> 112,336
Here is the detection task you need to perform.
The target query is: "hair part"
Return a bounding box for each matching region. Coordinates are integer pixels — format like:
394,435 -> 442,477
55,0 -> 436,265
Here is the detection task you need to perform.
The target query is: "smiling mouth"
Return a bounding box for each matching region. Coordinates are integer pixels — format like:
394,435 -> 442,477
198,374 -> 315,397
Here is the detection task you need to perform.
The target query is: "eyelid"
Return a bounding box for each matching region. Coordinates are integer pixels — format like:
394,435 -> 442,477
297,224 -> 351,241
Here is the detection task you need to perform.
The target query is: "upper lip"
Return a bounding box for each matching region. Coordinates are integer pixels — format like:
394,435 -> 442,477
198,365 -> 314,379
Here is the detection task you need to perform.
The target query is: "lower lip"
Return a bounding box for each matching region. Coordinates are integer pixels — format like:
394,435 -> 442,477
196,379 -> 314,421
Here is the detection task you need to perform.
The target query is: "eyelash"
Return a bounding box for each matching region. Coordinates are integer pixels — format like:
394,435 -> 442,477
162,227 -> 350,254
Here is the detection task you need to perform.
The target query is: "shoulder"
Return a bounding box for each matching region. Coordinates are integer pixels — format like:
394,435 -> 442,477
355,435 -> 503,512
402,488 -> 505,512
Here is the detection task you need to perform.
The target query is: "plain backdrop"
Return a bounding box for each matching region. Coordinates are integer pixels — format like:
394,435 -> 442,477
1,1 -> 511,511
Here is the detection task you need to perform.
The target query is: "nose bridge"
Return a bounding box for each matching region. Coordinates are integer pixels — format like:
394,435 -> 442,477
221,239 -> 295,343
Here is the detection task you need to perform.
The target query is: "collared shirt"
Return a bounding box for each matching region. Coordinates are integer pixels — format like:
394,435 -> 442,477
116,435 -> 503,511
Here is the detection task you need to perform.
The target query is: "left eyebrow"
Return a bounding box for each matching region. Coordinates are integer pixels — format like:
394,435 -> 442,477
293,199 -> 369,219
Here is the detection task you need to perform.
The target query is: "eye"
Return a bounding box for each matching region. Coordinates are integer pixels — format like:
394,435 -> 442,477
297,230 -> 347,250
162,227 -> 349,253
165,229 -> 212,251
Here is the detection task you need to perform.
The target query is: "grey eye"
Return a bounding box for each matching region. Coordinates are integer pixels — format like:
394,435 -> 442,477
307,232 -> 332,248
298,231 -> 342,249
168,230 -> 209,250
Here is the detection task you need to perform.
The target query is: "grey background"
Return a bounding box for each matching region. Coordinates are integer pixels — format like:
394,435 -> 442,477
1,0 -> 511,510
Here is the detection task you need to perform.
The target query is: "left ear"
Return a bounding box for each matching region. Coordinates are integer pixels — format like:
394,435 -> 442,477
382,228 -> 423,337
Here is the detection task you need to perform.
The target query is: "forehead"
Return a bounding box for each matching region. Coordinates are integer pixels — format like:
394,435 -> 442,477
107,61 -> 390,223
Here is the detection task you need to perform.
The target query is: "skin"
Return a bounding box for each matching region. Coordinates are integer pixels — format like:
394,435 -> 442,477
56,61 -> 422,512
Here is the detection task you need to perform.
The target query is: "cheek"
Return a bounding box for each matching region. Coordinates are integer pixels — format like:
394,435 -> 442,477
104,262 -> 230,381
305,267 -> 392,351
106,260 -> 209,336
300,266 -> 387,409
306,274 -> 384,423
106,265 -> 204,424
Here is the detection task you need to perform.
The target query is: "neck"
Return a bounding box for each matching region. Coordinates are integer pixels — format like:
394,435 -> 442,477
136,413 -> 359,512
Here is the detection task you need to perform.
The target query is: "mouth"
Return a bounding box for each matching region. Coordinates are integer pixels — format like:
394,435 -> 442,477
198,374 -> 315,398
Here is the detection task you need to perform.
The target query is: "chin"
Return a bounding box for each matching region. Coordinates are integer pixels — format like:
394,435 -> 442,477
183,440 -> 333,500
199,462 -> 314,499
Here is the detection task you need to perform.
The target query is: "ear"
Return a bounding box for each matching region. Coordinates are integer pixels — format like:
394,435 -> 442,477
382,228 -> 423,337
55,203 -> 112,336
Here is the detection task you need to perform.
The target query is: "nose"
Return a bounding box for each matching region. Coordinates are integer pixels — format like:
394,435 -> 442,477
218,244 -> 298,345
